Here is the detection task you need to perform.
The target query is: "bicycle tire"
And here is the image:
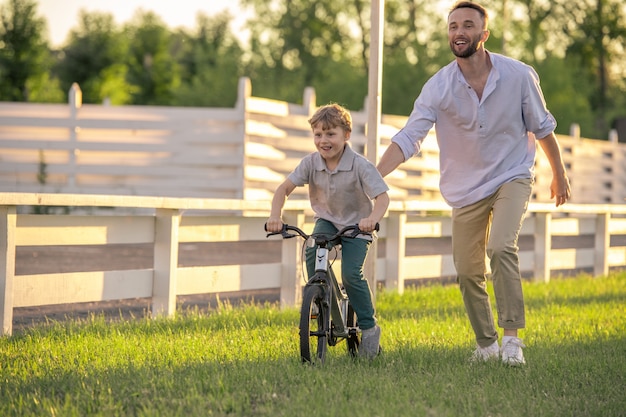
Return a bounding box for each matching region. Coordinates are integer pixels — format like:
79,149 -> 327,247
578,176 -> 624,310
346,302 -> 360,357
299,284 -> 328,364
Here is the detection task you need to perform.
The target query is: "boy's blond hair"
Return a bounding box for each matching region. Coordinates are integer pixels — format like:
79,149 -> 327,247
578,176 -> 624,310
308,103 -> 352,133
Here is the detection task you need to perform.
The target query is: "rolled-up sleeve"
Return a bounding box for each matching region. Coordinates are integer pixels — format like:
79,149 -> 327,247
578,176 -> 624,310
392,79 -> 438,161
522,67 -> 557,138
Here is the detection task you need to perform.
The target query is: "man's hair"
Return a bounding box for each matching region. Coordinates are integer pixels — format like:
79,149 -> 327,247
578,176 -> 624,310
308,103 -> 352,133
449,1 -> 489,30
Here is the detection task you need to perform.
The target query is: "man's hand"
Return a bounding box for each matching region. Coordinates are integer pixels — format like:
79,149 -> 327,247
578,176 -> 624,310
551,174 -> 571,207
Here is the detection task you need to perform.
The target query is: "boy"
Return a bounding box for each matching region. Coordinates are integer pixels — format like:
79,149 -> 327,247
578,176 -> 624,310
266,103 -> 390,359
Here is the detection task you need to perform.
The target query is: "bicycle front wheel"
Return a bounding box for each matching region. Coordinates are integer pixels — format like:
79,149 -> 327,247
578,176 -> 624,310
346,302 -> 360,357
299,284 -> 327,364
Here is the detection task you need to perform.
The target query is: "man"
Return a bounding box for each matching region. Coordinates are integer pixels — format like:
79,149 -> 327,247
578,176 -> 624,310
377,1 -> 571,365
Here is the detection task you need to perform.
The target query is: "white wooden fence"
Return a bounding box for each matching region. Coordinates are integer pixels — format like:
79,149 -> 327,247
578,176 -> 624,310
2,192 -> 626,336
0,78 -> 625,205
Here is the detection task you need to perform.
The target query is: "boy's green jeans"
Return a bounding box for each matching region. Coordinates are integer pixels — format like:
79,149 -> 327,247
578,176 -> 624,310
305,219 -> 377,330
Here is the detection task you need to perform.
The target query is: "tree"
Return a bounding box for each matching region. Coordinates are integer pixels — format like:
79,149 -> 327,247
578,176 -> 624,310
170,11 -> 244,107
54,10 -> 132,104
381,0 -> 451,115
0,0 -> 61,101
558,0 -> 626,138
124,10 -> 179,105
240,0 -> 365,107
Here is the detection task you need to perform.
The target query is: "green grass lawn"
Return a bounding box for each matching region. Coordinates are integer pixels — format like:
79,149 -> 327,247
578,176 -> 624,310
1,273 -> 625,417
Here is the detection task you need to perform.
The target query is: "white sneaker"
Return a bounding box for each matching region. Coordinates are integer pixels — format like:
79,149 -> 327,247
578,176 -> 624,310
501,337 -> 526,366
470,340 -> 499,362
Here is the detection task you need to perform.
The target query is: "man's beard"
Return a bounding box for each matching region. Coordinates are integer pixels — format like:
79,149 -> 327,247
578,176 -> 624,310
450,35 -> 481,58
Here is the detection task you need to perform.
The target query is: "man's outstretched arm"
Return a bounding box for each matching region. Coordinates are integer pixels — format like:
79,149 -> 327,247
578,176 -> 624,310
376,142 -> 405,177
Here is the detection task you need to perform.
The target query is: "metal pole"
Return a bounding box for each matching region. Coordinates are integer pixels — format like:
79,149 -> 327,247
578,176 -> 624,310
366,0 -> 384,164
365,0 -> 385,302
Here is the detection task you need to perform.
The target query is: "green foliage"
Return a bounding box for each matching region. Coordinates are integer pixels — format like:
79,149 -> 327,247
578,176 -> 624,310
1,274 -> 624,416
24,70 -> 64,102
54,10 -> 131,104
0,0 -> 60,101
124,11 -> 180,105
536,55 -> 596,137
1,0 -> 624,139
170,12 -> 244,107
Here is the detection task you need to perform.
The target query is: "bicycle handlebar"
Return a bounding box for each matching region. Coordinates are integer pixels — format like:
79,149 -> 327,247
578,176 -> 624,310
264,223 -> 379,241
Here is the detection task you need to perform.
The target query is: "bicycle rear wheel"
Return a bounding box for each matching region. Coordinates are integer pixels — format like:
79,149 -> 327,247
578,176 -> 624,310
346,302 -> 360,357
299,284 -> 327,364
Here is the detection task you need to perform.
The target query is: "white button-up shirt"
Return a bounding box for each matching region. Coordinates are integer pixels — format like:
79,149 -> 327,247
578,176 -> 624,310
392,51 -> 557,208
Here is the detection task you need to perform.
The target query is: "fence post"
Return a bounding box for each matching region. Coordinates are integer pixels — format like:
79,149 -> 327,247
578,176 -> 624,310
236,77 -> 251,200
594,212 -> 610,277
0,205 -> 16,336
152,208 -> 181,317
236,77 -> 251,111
533,212 -> 551,283
384,210 -> 406,294
279,209 -> 306,309
68,83 -> 82,189
303,87 -> 316,116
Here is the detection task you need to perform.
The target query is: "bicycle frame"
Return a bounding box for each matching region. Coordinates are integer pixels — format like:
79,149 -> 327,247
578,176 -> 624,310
266,223 -> 376,364
308,241 -> 353,345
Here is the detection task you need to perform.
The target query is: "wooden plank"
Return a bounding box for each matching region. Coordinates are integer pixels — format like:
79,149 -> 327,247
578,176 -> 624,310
152,209 -> 180,316
0,139 -> 241,152
607,246 -> 626,266
609,218 -> 626,234
404,219 -> 449,238
549,248 -> 594,269
176,264 -> 281,295
551,217 -> 596,235
16,215 -> 155,246
13,269 -> 154,307
248,135 -> 317,153
246,97 -> 290,116
403,255 -> 456,279
0,206 -> 16,335
0,184 -> 245,200
179,216 -> 267,242
248,112 -> 311,129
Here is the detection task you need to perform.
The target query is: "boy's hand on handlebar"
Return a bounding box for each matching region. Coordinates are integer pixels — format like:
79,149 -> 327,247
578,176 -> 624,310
358,218 -> 378,233
265,216 -> 284,233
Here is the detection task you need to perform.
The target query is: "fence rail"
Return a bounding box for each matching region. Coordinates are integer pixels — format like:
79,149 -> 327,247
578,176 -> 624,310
1,78 -> 626,205
2,193 -> 626,336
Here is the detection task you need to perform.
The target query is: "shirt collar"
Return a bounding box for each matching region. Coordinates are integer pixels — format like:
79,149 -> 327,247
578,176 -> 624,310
452,50 -> 500,100
313,143 -> 355,172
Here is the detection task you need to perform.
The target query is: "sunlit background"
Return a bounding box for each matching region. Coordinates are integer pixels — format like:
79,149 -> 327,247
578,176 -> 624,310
38,0 -> 252,48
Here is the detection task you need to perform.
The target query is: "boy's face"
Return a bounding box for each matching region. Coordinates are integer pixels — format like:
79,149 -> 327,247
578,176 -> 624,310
312,124 -> 349,164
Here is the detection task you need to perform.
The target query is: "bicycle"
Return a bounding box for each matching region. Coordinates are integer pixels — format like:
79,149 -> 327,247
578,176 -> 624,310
265,223 -> 378,364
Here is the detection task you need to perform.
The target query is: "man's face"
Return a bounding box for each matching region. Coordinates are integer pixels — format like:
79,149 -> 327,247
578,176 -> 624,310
448,8 -> 488,58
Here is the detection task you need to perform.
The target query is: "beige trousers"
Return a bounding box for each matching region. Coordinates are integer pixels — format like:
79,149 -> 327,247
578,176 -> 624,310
452,178 -> 532,347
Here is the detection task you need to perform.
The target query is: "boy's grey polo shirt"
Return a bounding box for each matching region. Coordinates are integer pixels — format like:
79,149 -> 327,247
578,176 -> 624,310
288,144 -> 389,230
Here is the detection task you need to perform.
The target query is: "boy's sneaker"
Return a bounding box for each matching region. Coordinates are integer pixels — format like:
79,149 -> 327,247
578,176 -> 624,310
470,340 -> 499,362
501,337 -> 526,366
359,325 -> 381,359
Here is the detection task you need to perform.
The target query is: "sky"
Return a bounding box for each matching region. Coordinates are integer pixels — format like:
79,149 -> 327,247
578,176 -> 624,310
37,0 -> 250,48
